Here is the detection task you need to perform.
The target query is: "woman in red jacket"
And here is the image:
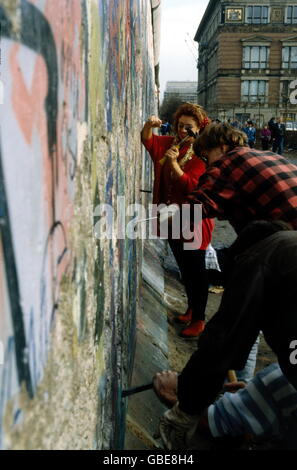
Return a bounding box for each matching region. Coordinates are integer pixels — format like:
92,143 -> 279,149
141,103 -> 214,338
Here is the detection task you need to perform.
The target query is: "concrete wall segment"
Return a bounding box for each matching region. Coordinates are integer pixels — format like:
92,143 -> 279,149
0,0 -> 158,449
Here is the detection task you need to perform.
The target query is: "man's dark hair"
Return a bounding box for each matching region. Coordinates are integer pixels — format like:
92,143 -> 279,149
193,122 -> 248,156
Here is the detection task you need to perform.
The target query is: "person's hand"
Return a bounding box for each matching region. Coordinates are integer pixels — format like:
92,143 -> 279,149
153,370 -> 178,407
164,145 -> 179,163
146,115 -> 162,128
223,381 -> 246,393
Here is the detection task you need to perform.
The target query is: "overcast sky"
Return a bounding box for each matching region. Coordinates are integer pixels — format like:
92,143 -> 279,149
159,0 -> 210,99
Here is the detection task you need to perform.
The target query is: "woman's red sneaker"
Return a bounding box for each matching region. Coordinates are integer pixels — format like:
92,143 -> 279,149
180,320 -> 205,338
175,308 -> 192,324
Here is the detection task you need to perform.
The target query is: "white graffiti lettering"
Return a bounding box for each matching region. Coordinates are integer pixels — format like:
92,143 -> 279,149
289,340 -> 297,365
289,79 -> 297,104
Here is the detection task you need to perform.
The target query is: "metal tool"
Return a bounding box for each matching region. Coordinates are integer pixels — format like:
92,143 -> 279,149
159,129 -> 194,165
122,370 -> 238,398
122,382 -> 153,398
186,128 -> 198,139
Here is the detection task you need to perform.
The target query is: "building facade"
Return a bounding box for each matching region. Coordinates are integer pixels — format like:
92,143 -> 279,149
163,81 -> 198,103
195,0 -> 297,125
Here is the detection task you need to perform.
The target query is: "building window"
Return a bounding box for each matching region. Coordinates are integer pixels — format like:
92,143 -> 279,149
282,46 -> 297,68
286,6 -> 297,24
283,113 -> 296,122
207,83 -> 216,105
241,80 -> 268,103
243,46 -> 269,69
226,8 -> 243,22
281,81 -> 290,105
246,6 -> 269,24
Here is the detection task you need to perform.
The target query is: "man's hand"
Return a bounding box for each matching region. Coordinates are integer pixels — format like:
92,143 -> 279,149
153,370 -> 178,407
223,381 -> 246,393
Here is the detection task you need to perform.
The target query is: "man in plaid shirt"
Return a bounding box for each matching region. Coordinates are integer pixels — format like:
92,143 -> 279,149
188,122 -> 297,233
153,124 -> 297,450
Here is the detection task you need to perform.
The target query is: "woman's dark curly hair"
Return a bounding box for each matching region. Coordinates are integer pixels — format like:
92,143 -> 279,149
173,103 -> 210,135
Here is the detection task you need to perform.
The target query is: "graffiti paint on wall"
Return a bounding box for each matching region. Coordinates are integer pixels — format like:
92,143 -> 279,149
90,1 -> 159,448
0,0 -> 159,449
0,0 -> 87,444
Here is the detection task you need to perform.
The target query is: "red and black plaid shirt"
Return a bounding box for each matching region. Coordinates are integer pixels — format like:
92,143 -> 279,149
188,146 -> 297,232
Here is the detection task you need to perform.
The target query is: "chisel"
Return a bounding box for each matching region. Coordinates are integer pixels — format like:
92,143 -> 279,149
122,370 -> 237,398
122,382 -> 153,398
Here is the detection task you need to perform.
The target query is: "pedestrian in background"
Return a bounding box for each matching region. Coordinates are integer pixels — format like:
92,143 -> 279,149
260,124 -> 272,150
243,120 -> 256,148
160,120 -> 171,136
272,117 -> 286,155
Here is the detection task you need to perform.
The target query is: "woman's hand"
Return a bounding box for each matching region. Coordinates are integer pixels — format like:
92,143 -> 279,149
146,115 -> 162,128
141,115 -> 162,142
164,145 -> 179,162
165,145 -> 184,179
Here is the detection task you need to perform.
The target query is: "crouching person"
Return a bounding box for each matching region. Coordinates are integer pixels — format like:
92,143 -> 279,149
153,221 -> 297,450
155,364 -> 297,450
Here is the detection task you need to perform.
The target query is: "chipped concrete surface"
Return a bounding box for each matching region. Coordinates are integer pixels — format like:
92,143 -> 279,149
0,1 -> 159,449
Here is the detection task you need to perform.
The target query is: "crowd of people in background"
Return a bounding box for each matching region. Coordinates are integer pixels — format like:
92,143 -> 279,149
160,114 -> 289,153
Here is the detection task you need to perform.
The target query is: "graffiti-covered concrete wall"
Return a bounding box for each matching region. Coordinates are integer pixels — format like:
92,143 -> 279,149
0,0 -> 160,449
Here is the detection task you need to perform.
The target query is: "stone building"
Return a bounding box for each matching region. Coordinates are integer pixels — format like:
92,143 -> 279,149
195,0 -> 297,125
163,81 -> 198,104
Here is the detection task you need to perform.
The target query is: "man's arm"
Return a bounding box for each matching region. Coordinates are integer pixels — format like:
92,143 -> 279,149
187,165 -> 236,220
153,258 -> 265,416
177,259 -> 267,415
